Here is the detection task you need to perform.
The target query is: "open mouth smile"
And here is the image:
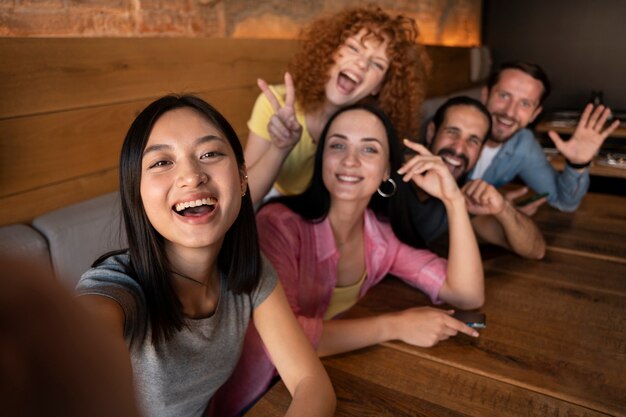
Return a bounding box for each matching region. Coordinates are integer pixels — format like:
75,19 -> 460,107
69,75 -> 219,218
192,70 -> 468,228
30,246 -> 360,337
174,197 -> 217,217
336,174 -> 363,183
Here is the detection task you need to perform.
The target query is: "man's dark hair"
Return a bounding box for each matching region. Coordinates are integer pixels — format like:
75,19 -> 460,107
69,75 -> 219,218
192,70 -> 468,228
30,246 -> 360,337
487,61 -> 551,104
431,95 -> 492,142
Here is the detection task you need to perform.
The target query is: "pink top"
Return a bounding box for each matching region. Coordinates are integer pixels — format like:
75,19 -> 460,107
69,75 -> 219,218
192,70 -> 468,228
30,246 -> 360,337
207,204 -> 447,417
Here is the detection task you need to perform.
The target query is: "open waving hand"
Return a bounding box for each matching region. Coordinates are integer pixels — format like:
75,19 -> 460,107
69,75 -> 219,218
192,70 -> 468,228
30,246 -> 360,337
548,104 -> 620,166
258,72 -> 303,150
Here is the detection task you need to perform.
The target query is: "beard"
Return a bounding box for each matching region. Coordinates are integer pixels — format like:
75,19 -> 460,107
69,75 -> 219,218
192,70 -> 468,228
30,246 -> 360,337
490,113 -> 520,143
437,148 -> 469,181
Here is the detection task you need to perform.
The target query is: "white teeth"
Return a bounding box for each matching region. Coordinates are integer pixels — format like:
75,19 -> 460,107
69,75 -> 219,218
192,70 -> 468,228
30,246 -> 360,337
342,71 -> 359,83
337,175 -> 361,182
442,155 -> 462,167
175,197 -> 217,212
496,116 -> 514,126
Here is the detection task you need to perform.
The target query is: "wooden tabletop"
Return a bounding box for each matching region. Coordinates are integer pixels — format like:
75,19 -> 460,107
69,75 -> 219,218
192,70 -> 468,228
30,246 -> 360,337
533,192 -> 626,262
246,192 -> 626,417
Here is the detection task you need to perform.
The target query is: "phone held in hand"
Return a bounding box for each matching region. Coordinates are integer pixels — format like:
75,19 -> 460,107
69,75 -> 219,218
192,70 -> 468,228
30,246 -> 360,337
453,311 -> 487,328
516,192 -> 549,207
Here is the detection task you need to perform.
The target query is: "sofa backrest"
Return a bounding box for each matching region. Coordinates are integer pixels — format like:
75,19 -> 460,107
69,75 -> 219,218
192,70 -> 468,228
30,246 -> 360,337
0,223 -> 53,279
32,192 -> 127,289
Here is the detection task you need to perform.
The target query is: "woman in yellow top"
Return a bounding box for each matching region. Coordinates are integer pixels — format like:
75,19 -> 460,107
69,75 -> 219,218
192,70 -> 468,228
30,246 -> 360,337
245,5 -> 431,204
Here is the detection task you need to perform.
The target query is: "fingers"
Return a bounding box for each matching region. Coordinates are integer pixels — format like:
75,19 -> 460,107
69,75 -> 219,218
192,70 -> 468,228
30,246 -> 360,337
504,186 -> 529,202
403,139 -> 433,157
283,72 -> 295,110
268,114 -> 293,140
446,316 -> 479,337
582,104 -> 619,138
463,180 -> 503,213
586,104 -> 605,129
258,78 -> 282,113
578,103 -> 594,127
398,158 -> 445,182
594,106 -> 611,130
547,130 -> 565,150
601,118 -> 621,139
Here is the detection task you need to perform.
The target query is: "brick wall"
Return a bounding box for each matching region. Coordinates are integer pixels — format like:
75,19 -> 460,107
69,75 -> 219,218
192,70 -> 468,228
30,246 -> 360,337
0,0 -> 481,46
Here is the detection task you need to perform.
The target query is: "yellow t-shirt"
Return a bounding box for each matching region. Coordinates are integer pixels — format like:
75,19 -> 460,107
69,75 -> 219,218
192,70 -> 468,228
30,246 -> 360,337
323,271 -> 367,320
247,84 -> 317,196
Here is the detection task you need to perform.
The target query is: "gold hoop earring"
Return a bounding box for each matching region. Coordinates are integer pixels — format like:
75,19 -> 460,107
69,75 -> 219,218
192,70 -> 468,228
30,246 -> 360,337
377,178 -> 397,198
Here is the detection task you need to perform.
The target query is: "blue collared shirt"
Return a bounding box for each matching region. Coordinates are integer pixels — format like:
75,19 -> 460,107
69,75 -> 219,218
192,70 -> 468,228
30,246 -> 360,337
469,128 -> 590,212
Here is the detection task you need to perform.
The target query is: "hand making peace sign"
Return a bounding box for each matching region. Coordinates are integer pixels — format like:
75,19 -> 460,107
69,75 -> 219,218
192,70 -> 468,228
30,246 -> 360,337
257,72 -> 303,150
548,103 -> 620,166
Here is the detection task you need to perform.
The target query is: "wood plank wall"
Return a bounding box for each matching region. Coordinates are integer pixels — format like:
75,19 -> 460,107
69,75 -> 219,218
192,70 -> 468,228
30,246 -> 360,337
0,39 -> 472,226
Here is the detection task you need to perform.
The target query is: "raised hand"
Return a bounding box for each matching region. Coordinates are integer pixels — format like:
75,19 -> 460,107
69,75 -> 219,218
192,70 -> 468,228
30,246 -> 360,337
389,307 -> 479,348
548,104 -> 620,165
462,179 -> 506,216
258,72 -> 303,150
397,139 -> 463,203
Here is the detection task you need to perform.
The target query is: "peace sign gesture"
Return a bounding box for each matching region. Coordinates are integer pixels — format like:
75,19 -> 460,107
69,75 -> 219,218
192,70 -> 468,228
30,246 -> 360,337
258,72 -> 303,150
548,104 -> 620,166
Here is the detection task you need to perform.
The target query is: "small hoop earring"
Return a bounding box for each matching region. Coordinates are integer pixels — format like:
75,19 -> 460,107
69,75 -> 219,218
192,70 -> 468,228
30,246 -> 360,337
377,178 -> 397,198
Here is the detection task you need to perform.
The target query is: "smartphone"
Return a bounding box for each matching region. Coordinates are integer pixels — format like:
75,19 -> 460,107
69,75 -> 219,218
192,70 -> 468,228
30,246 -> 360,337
453,311 -> 487,328
516,192 -> 549,207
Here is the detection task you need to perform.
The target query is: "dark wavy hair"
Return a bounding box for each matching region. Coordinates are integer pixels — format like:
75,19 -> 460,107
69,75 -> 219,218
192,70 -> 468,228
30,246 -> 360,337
289,5 -> 431,139
432,95 -> 492,141
260,102 -> 426,248
95,95 -> 262,348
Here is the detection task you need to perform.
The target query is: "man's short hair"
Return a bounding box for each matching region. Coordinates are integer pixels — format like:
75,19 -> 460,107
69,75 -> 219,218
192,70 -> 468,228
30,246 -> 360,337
487,61 -> 551,105
431,96 -> 492,142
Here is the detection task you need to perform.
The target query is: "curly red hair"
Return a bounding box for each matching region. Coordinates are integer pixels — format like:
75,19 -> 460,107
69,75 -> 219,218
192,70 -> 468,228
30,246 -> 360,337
288,5 -> 431,139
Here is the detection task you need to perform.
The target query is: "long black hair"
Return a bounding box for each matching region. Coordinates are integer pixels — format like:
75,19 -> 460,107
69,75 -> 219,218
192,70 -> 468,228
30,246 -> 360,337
261,102 -> 426,248
96,95 -> 262,347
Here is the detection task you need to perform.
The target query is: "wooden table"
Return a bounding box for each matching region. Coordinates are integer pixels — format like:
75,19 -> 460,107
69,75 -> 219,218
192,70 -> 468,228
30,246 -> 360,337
247,193 -> 626,417
533,192 -> 626,262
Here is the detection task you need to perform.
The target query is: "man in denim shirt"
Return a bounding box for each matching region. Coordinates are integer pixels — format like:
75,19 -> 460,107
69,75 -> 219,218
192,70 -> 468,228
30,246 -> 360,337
407,96 -> 545,259
470,61 -> 620,213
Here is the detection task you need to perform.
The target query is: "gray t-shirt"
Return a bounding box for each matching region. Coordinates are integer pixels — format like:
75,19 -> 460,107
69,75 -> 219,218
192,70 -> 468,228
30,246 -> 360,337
76,253 -> 277,417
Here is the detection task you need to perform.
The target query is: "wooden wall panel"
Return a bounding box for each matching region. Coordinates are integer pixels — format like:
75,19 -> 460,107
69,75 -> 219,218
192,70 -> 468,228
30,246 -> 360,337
425,45 -> 473,97
0,86 -> 260,225
0,38 -> 295,118
0,38 -> 473,226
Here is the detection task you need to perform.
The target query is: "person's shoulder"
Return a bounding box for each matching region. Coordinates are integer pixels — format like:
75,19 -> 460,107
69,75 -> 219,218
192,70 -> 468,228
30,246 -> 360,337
249,254 -> 279,308
80,253 -> 128,280
257,202 -> 298,222
512,128 -> 537,143
77,252 -> 142,297
364,209 -> 395,239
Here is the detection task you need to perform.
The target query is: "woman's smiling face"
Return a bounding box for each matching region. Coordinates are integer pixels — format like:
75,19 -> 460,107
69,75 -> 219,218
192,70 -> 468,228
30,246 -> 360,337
140,107 -> 246,254
325,28 -> 390,107
322,108 -> 390,204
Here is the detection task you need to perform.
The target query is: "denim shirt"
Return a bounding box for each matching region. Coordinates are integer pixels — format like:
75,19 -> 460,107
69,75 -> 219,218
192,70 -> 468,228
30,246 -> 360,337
469,128 -> 590,212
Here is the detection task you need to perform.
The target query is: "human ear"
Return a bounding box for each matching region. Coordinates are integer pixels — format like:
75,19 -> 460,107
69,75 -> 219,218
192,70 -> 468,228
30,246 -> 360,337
529,105 -> 543,123
426,122 -> 435,147
481,86 -> 489,104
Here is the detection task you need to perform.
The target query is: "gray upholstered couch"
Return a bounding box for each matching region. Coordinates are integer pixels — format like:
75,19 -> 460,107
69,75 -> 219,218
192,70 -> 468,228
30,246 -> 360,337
0,192 -> 126,289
